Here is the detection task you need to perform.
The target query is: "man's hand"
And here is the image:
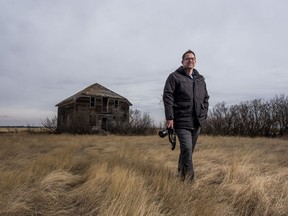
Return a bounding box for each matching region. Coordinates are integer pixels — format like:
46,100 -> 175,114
166,119 -> 174,129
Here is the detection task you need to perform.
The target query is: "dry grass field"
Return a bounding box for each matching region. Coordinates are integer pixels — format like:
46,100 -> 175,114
0,127 -> 45,134
0,133 -> 287,216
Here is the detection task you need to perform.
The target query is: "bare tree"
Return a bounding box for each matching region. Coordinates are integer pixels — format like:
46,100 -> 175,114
204,94 -> 288,137
41,115 -> 58,133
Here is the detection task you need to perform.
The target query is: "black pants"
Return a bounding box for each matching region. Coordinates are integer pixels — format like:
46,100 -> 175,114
175,127 -> 201,180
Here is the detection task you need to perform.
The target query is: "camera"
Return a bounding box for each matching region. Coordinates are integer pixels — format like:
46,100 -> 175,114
158,128 -> 176,150
158,129 -> 169,138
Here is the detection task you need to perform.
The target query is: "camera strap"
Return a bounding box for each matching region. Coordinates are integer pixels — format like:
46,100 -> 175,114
168,129 -> 176,150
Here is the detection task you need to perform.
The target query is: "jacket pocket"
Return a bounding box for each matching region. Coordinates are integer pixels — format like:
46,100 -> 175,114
199,103 -> 207,119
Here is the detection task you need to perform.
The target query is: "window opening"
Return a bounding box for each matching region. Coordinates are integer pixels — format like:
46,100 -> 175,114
90,97 -> 95,107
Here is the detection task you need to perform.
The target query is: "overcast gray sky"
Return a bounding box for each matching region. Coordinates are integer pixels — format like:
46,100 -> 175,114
1,0 -> 288,126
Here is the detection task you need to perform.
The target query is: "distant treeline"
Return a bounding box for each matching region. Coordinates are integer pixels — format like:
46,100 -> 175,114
0,126 -> 42,128
203,94 -> 288,137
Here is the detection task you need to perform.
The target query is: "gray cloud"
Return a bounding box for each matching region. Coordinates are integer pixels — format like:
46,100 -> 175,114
1,0 -> 288,125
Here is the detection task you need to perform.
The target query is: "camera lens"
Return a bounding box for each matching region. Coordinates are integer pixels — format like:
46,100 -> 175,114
158,130 -> 168,138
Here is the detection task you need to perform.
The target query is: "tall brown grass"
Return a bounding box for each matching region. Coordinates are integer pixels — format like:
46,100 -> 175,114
0,134 -> 287,216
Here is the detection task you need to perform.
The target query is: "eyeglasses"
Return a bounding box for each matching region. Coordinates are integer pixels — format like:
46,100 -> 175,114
184,57 -> 196,61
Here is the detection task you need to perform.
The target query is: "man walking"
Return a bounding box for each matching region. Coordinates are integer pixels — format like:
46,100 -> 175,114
163,50 -> 209,181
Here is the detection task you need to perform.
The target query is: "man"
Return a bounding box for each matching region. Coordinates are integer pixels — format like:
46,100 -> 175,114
163,50 -> 209,181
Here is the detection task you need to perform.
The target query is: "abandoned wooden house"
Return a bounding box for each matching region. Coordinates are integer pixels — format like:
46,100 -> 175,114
55,83 -> 132,133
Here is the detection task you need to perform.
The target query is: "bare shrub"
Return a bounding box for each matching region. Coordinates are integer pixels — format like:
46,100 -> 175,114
109,109 -> 157,135
41,115 -> 58,133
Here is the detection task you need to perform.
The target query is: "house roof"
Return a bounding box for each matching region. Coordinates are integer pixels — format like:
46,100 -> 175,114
56,83 -> 132,107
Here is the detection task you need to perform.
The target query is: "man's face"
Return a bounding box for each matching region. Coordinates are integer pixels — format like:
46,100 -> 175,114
182,53 -> 196,70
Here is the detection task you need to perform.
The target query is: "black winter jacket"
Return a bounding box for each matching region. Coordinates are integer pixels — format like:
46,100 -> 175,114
163,66 -> 209,129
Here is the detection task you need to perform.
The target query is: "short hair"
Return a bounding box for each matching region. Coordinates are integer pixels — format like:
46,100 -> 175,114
182,50 -> 196,60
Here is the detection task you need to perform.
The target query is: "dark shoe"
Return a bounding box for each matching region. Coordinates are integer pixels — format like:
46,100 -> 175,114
187,174 -> 194,181
180,175 -> 186,182
186,177 -> 195,183
177,173 -> 186,182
